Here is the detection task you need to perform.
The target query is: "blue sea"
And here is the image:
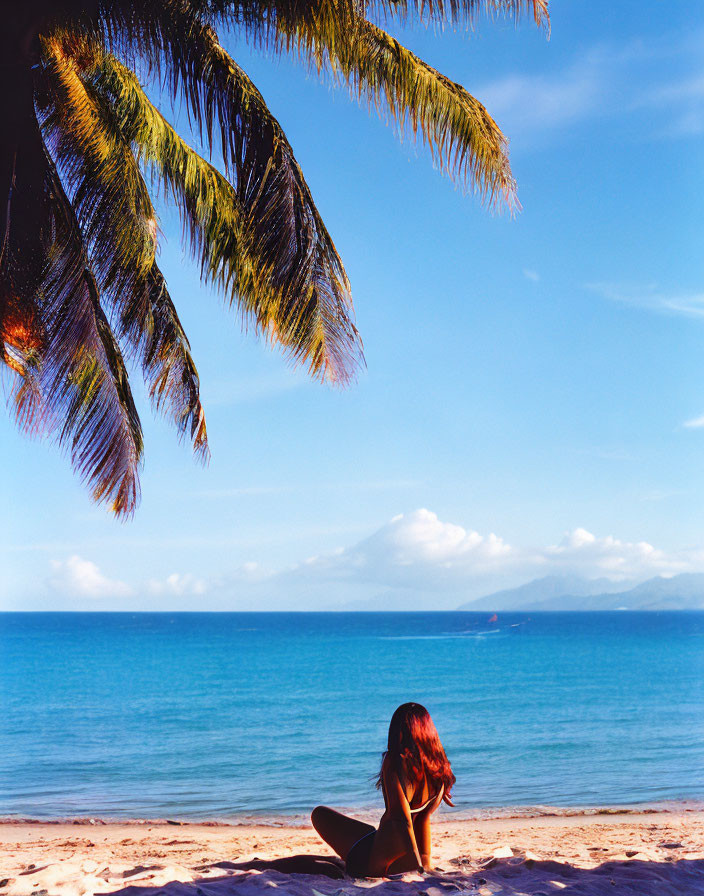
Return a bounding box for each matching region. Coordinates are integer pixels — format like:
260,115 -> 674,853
1,612 -> 703,821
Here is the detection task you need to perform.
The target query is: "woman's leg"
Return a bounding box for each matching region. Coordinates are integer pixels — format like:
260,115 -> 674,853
311,806 -> 375,860
233,856 -> 345,878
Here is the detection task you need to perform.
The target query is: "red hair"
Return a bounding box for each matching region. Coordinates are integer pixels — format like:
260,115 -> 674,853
377,702 -> 455,804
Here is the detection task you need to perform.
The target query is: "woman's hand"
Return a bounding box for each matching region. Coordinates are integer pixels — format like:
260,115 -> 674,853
415,785 -> 444,820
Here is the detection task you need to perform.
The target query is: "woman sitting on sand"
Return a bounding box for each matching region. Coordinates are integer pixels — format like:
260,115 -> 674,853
314,701 -> 455,877
238,702 -> 455,879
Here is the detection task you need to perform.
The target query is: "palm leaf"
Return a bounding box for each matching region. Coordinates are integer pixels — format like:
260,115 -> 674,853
2,0 -> 546,515
327,18 -> 517,204
1,100 -> 143,515
159,0 -> 548,40
97,1 -> 525,205
353,0 -> 549,30
38,34 -> 209,458
72,33 -> 363,385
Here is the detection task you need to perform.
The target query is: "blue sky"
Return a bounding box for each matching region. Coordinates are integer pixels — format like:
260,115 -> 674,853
2,0 -> 704,609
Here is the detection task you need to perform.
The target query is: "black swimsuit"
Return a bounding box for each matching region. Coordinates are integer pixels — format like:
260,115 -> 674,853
345,828 -> 376,877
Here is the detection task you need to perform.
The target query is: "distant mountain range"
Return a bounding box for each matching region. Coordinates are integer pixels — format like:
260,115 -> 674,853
457,573 -> 704,611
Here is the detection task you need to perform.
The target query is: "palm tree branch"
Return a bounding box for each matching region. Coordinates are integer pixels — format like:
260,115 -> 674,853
330,18 -> 516,204
38,34 -> 209,458
41,151 -> 144,516
106,1 -> 548,46
0,94 -> 143,515
99,1 -> 519,205
78,36 -> 362,384
355,0 -> 549,31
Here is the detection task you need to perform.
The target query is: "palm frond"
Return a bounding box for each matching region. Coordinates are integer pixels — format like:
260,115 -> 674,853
38,34 -> 209,458
78,36 -> 363,385
0,292 -> 44,434
243,7 -> 525,203
97,1 -> 521,205
210,7 -> 515,203
186,0 -> 548,36
0,101 -> 143,515
332,18 -> 516,204
361,0 -> 549,30
0,0 -> 546,516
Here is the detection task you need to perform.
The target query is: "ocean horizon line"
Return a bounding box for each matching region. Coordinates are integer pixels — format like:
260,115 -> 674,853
3,608 -> 704,614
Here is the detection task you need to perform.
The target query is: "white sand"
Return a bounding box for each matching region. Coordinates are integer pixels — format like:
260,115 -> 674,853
1,810 -> 703,896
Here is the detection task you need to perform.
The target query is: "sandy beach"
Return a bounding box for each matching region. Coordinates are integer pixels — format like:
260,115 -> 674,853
1,809 -> 703,896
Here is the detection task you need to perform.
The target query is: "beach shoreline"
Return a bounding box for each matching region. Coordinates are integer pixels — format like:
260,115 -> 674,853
2,808 -> 703,895
3,799 -> 703,828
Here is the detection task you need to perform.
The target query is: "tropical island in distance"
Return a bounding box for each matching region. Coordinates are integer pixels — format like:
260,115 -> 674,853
456,573 -> 704,612
332,573 -> 704,612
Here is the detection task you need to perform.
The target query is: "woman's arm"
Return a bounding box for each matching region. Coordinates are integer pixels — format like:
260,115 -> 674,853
381,760 -> 424,872
414,784 -> 444,871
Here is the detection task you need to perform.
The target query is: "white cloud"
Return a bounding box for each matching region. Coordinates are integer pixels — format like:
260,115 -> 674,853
147,572 -> 207,596
476,35 -> 704,145
650,74 -> 704,103
478,64 -> 600,135
280,511 -> 704,600
365,509 -> 510,566
49,555 -> 133,599
291,509 -> 514,592
640,489 -> 685,502
637,73 -> 704,137
523,269 -> 540,282
683,415 -> 704,430
214,561 -> 272,587
205,372 -> 307,407
543,528 -> 686,580
36,512 -> 704,609
586,282 -> 704,318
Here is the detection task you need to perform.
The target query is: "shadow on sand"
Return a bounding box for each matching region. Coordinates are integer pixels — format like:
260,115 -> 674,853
105,856 -> 704,896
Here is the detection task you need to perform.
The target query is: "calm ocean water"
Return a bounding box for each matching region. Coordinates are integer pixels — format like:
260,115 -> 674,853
1,611 -> 703,821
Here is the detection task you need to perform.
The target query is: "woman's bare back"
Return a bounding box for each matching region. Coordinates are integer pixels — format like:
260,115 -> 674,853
365,754 -> 444,876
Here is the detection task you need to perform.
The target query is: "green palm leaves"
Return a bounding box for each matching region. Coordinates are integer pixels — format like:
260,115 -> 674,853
0,0 -> 547,515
